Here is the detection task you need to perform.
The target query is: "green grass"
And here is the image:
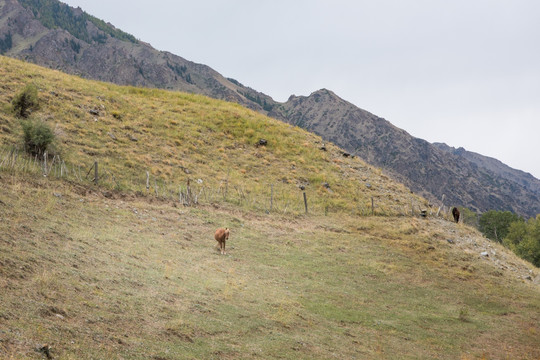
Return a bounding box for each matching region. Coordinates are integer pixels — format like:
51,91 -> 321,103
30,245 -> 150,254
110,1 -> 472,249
0,56 -> 539,359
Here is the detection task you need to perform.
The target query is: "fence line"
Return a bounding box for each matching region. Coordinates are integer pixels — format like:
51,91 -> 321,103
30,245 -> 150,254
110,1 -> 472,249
0,147 -> 442,218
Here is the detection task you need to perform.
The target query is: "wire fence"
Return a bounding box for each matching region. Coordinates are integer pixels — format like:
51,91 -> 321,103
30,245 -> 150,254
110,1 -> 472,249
0,146 -> 454,219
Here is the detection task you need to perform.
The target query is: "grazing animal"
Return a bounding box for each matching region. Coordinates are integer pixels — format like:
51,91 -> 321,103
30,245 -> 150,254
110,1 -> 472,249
214,228 -> 230,255
452,207 -> 460,223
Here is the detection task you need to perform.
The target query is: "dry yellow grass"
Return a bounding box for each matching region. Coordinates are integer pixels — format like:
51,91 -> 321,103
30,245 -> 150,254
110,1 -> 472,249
0,56 -> 539,359
1,55 -> 424,216
0,174 -> 538,359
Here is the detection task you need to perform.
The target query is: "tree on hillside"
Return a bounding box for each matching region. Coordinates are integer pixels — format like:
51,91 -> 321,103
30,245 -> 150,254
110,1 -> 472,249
18,0 -> 137,44
11,84 -> 39,118
478,210 -> 522,243
504,215 -> 540,267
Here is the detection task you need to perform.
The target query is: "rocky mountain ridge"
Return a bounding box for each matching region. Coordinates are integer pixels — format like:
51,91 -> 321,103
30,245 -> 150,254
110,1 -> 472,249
274,89 -> 540,217
1,0 -> 539,217
0,0 -> 274,113
433,142 -> 540,196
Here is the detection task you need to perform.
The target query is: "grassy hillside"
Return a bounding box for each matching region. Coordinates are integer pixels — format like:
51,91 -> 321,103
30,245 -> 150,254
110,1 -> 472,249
0,55 -> 423,216
1,56 -> 539,359
1,174 -> 539,359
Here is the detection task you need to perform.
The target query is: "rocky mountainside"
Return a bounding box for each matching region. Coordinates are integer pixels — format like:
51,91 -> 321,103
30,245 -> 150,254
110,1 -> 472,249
433,143 -> 540,197
1,0 -> 539,217
0,0 -> 274,113
274,89 -> 540,218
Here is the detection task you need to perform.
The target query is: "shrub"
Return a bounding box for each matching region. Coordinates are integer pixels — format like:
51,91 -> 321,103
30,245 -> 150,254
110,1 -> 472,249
504,215 -> 540,267
21,119 -> 55,155
458,207 -> 479,227
12,84 -> 39,118
479,210 -> 522,243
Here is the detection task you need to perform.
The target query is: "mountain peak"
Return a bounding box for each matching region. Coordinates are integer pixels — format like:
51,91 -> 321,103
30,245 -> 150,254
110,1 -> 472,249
311,88 -> 336,96
309,88 -> 341,101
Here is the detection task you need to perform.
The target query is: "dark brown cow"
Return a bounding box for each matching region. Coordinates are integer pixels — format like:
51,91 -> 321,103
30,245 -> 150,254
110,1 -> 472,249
452,207 -> 460,223
214,228 -> 230,255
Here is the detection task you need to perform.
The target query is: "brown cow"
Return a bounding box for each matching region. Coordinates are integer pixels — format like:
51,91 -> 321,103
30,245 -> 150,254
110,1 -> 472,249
214,228 -> 230,255
452,207 -> 460,223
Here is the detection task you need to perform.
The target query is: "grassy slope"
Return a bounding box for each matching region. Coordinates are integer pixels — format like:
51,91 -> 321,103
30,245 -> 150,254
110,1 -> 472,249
1,175 -> 539,360
0,56 -> 423,216
0,56 -> 539,359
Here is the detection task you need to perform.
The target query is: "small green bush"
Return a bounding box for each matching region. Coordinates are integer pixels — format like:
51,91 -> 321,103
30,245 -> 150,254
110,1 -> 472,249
21,119 -> 55,155
12,84 -> 39,118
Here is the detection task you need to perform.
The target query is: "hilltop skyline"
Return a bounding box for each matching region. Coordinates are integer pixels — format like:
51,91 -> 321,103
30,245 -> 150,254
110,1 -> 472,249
60,0 -> 540,179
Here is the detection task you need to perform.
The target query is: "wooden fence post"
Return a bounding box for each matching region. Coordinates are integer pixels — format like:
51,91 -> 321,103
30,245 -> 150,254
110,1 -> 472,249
371,197 -> 374,216
146,171 -> 150,192
436,194 -> 445,217
303,191 -> 308,214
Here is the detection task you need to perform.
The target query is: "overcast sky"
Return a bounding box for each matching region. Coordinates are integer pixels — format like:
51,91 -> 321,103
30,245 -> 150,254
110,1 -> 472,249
61,0 -> 540,179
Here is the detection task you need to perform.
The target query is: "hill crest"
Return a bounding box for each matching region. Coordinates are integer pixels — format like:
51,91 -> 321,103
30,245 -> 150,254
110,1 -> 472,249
1,0 -> 539,217
0,55 -> 426,217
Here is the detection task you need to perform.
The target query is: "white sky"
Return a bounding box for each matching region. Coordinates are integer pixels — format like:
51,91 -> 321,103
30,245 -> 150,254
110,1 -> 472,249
61,0 -> 540,179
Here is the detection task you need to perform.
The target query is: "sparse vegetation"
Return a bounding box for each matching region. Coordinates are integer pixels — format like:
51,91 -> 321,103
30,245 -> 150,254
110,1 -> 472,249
240,90 -> 274,111
18,0 -> 138,44
68,38 -> 81,53
166,61 -> 187,77
1,174 -> 539,359
227,77 -> 243,87
0,55 -> 539,359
